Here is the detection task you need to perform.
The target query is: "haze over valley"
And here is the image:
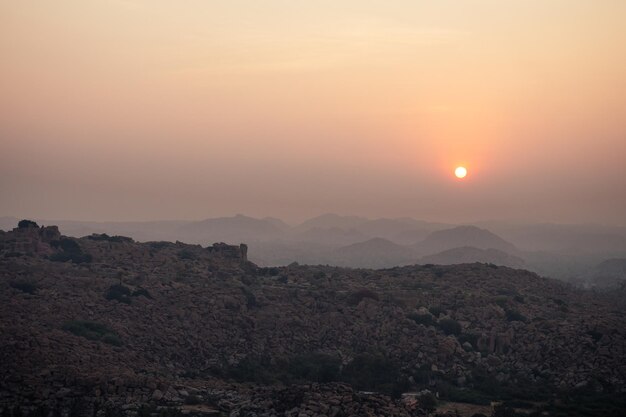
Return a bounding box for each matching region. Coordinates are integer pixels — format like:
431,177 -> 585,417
2,1 -> 625,416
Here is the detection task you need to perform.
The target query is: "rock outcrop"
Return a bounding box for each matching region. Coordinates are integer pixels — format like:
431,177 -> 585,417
1,222 -> 624,416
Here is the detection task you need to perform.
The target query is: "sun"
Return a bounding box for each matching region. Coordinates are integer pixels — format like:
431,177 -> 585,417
454,166 -> 467,179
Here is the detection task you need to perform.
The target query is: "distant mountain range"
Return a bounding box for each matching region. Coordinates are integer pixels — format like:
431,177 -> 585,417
2,214 -> 625,287
420,247 -> 526,269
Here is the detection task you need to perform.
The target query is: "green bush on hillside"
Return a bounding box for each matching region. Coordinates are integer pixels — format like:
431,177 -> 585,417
105,284 -> 132,304
438,318 -> 462,335
62,320 -> 122,346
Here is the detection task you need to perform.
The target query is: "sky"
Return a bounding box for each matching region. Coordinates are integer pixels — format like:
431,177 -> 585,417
1,0 -> 625,224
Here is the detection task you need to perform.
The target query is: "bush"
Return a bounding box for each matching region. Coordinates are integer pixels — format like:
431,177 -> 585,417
184,395 -> 201,405
347,289 -> 379,306
505,309 -> 526,322
408,312 -> 437,327
241,287 -> 258,308
62,320 -> 122,346
287,353 -> 341,383
438,318 -> 462,335
227,356 -> 277,384
148,241 -> 171,250
178,249 -> 197,260
417,392 -> 438,413
10,281 -> 37,294
18,220 -> 38,229
100,333 -> 123,347
49,238 -> 92,264
87,234 -> 132,243
428,305 -> 445,317
105,284 -> 132,304
342,354 -> 402,396
493,295 -> 510,308
131,288 -> 152,299
59,238 -> 81,252
458,332 -> 480,349
49,252 -> 93,263
436,381 -> 492,405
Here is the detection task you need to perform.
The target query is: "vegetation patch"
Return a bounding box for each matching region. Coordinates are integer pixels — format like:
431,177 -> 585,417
62,320 -> 122,346
347,288 -> 380,305
177,249 -> 198,260
105,284 -> 132,304
87,234 -> 133,243
17,219 -> 38,228
131,288 -> 152,299
341,353 -> 408,398
438,318 -> 462,335
505,309 -> 527,322
407,312 -> 437,327
10,280 -> 37,294
49,238 -> 92,264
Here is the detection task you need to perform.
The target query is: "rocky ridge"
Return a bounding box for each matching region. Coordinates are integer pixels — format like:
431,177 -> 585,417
1,222 -> 625,416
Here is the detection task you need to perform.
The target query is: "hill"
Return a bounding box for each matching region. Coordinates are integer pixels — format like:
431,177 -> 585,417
177,214 -> 285,244
414,226 -> 519,256
590,258 -> 626,288
329,238 -> 416,268
420,247 -> 526,269
1,221 -> 625,416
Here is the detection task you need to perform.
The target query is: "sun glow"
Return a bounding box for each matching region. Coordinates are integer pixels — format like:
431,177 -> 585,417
455,166 -> 467,179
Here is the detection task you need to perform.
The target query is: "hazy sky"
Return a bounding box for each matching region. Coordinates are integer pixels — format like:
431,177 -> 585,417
1,1 -> 625,224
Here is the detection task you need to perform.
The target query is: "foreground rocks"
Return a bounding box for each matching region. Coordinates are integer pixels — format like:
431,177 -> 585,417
1,222 -> 625,416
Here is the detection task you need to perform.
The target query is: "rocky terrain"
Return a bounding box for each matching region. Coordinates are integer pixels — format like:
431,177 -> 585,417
1,221 -> 625,417
2,215 -> 625,288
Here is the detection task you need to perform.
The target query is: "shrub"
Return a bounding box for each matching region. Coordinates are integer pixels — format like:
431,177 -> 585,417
287,353 -> 341,383
178,249 -> 197,260
148,241 -> 171,250
458,332 -> 480,349
342,354 -> 401,396
586,329 -> 603,343
10,281 -> 37,294
438,318 -> 462,335
408,312 -> 437,327
411,363 -> 434,385
105,284 -> 132,304
241,287 -> 258,308
131,288 -> 152,299
258,267 -> 280,276
493,295 -> 510,308
87,234 -> 132,243
62,320 -> 122,346
59,238 -> 81,252
428,305 -> 445,317
227,356 -> 277,384
18,220 -> 38,229
49,252 -> 93,263
417,392 -> 438,413
49,238 -> 92,264
100,333 -> 123,347
505,309 -> 526,322
347,288 -> 379,306
184,395 -> 201,405
436,381 -> 492,405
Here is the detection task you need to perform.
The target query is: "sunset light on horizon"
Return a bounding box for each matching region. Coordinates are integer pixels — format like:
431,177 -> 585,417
1,0 -> 625,224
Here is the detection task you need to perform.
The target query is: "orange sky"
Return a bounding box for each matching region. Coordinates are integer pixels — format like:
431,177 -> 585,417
1,1 -> 625,224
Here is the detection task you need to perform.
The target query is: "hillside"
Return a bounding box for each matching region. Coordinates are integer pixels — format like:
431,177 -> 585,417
420,247 -> 526,269
1,222 -> 625,416
414,226 -> 519,256
329,238 -> 416,268
590,258 -> 626,288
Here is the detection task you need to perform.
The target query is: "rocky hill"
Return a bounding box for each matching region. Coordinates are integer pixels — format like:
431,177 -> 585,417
1,221 -> 625,417
420,247 -> 526,269
329,238 -> 416,268
413,226 -> 519,257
